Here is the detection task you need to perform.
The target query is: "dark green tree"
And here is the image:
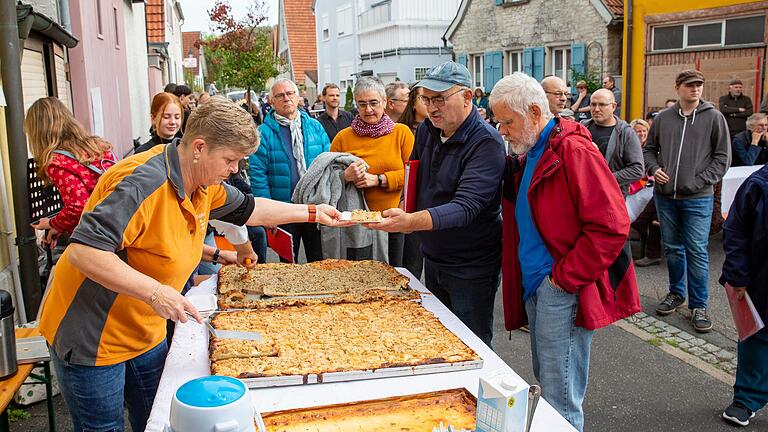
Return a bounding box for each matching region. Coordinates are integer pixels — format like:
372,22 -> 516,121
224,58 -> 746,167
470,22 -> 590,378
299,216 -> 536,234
344,85 -> 354,112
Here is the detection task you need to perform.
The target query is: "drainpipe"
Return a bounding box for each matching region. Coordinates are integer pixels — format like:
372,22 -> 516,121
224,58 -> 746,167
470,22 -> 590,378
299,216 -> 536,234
625,0 -> 633,119
0,0 -> 43,320
57,0 -> 71,32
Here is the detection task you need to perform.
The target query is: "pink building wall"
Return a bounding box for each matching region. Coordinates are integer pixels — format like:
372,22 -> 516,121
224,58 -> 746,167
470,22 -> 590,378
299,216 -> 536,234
68,0 -> 134,158
148,65 -> 164,100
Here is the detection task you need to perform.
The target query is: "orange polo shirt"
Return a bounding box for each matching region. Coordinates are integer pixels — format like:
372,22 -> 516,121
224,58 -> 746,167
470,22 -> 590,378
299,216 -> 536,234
39,143 -> 253,366
330,123 -> 414,211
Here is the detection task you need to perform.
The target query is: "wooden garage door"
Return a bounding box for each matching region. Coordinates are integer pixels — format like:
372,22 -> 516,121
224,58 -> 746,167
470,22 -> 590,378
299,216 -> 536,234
644,46 -> 765,112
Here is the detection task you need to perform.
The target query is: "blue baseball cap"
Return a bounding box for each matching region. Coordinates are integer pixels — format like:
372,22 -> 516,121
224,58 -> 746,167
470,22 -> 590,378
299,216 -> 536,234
415,61 -> 472,92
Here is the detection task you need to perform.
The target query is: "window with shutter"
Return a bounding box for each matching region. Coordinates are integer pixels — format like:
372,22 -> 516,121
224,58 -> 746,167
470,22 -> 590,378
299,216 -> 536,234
483,51 -> 503,93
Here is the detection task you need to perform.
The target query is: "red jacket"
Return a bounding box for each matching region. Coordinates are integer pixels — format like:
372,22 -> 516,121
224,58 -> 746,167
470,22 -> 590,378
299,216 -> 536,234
502,118 -> 640,331
47,151 -> 116,234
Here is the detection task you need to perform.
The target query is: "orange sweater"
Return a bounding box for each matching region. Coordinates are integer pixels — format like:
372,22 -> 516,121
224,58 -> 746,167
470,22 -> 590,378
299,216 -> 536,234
331,124 -> 414,211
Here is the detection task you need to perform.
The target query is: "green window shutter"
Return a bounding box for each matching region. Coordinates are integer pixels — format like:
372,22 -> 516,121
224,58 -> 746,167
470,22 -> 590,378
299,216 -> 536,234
571,43 -> 586,75
483,51 -> 503,93
457,53 -> 468,68
532,47 -> 545,81
523,48 -> 533,76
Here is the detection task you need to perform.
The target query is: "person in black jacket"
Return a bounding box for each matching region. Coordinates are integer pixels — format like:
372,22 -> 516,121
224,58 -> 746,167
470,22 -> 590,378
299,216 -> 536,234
719,79 -> 753,137
720,163 -> 768,427
135,92 -> 183,154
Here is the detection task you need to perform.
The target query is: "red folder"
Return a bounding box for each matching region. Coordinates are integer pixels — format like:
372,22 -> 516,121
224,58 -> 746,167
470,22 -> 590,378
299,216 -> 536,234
725,285 -> 765,342
266,227 -> 294,263
404,160 -> 419,213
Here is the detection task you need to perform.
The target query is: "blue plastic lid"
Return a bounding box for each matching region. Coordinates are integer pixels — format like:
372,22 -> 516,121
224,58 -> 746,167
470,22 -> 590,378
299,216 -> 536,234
175,376 -> 247,408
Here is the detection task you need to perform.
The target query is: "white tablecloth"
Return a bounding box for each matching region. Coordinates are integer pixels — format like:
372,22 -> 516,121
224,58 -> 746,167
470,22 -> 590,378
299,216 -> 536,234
722,165 -> 762,216
145,269 -> 575,431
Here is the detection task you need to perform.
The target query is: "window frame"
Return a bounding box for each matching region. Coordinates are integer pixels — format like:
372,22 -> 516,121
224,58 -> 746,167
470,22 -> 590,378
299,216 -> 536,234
321,14 -> 330,41
113,5 -> 120,48
96,0 -> 104,38
414,67 -> 429,81
651,15 -> 765,52
550,46 -> 571,84
336,4 -> 353,38
507,51 -> 522,74
471,54 -> 483,89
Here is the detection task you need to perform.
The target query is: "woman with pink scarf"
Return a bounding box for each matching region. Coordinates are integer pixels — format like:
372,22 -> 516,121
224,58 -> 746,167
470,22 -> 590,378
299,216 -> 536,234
331,77 -> 414,265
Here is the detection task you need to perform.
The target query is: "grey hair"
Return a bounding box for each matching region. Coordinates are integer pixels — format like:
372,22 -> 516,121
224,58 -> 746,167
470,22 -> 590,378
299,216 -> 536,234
385,81 -> 409,100
747,112 -> 767,130
355,77 -> 386,100
489,72 -> 553,121
270,78 -> 299,99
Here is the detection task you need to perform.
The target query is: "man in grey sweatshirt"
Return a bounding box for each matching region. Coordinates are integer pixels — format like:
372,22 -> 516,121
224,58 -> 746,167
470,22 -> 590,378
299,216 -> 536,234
643,69 -> 731,333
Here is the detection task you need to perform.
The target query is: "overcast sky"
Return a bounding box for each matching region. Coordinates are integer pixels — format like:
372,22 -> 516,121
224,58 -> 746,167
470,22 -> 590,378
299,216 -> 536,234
178,0 -> 279,33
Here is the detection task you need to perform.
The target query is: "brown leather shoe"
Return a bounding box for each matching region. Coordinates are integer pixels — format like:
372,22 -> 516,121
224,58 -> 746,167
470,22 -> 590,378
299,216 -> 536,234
635,257 -> 661,267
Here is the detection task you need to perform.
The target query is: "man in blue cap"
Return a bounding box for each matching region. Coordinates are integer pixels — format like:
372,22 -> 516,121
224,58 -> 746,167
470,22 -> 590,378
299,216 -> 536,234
368,61 -> 506,346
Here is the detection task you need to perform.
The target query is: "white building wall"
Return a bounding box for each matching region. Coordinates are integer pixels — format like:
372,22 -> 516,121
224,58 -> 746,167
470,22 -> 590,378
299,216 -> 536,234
124,0 -> 151,143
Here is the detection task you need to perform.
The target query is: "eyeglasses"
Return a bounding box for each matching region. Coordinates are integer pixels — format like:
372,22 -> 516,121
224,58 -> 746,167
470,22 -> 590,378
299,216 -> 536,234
418,88 -> 467,107
545,91 -> 570,98
390,99 -> 409,103
590,102 -> 614,109
357,100 -> 382,109
273,90 -> 296,100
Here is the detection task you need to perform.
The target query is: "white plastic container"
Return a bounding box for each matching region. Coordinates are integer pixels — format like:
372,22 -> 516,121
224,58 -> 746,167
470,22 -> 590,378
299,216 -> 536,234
165,376 -> 265,432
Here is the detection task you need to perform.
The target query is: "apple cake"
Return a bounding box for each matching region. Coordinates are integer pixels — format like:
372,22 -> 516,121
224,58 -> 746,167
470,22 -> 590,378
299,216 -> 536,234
350,209 -> 383,222
261,388 -> 476,431
217,259 -> 413,309
209,299 -> 479,378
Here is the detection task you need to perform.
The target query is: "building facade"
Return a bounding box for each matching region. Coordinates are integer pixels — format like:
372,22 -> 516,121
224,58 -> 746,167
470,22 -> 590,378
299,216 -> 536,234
146,0 -> 185,97
182,31 -> 207,92
623,0 -> 767,120
124,0 -> 151,144
277,0 -> 318,91
446,0 -> 623,95
314,0 -> 460,106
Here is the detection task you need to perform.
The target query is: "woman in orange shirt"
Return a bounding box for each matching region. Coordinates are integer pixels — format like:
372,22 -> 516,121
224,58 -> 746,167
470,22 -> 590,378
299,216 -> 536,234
331,76 -> 414,266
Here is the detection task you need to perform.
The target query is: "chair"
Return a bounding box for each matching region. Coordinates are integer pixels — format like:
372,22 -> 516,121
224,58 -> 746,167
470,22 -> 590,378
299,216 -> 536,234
26,158 -> 62,289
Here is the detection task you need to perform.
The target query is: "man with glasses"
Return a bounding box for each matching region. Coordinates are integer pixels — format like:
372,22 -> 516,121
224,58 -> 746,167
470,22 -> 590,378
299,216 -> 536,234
249,78 -> 331,262
644,70 -> 731,333
581,89 -> 644,195
385,82 -> 410,122
541,76 -> 570,116
368,61 -> 505,347
732,113 -> 768,166
491,72 -> 639,432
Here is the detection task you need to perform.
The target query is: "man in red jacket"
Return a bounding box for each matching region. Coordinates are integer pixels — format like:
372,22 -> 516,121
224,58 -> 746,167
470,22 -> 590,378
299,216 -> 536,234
490,73 -> 640,431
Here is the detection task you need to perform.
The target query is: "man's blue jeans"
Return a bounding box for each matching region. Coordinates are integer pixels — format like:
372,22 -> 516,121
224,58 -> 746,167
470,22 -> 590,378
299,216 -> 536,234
734,326 -> 768,412
654,194 -> 713,309
525,276 -> 594,432
50,342 -> 168,432
424,261 -> 498,347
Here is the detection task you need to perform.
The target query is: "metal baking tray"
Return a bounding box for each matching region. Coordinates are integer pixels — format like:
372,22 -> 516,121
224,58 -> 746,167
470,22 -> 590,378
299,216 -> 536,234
16,336 -> 50,364
237,359 -> 484,389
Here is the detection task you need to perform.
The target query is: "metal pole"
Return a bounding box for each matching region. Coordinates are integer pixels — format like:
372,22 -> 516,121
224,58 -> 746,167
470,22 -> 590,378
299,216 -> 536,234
0,0 -> 43,319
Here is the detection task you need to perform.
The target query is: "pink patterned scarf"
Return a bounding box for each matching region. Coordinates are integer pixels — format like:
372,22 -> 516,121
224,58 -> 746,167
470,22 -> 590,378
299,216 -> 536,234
351,113 -> 396,138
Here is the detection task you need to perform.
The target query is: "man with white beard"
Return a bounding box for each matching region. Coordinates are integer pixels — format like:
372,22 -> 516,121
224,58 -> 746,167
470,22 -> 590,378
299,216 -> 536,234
490,73 -> 640,432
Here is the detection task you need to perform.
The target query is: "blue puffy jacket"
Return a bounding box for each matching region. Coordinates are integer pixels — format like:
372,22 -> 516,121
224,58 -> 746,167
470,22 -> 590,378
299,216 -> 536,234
249,109 -> 330,202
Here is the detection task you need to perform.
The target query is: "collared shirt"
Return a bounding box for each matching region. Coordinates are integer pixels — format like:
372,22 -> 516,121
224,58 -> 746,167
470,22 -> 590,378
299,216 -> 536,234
317,109 -> 354,142
517,118 -> 556,301
412,108 -> 505,279
39,143 -> 254,366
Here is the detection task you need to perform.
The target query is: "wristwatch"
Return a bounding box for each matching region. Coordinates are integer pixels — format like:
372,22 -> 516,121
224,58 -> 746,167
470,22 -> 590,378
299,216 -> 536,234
212,248 -> 221,265
377,174 -> 383,187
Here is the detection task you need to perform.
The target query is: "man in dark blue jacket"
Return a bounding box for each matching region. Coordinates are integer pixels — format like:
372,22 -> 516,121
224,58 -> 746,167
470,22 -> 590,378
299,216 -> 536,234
368,62 -> 505,346
720,163 -> 768,427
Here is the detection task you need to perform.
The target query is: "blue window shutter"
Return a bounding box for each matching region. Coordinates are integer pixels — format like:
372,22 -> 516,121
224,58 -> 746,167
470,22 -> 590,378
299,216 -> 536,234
532,47 -> 545,81
571,43 -> 586,75
457,53 -> 468,68
484,51 -> 503,93
523,48 -> 533,76
496,0 -> 504,5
